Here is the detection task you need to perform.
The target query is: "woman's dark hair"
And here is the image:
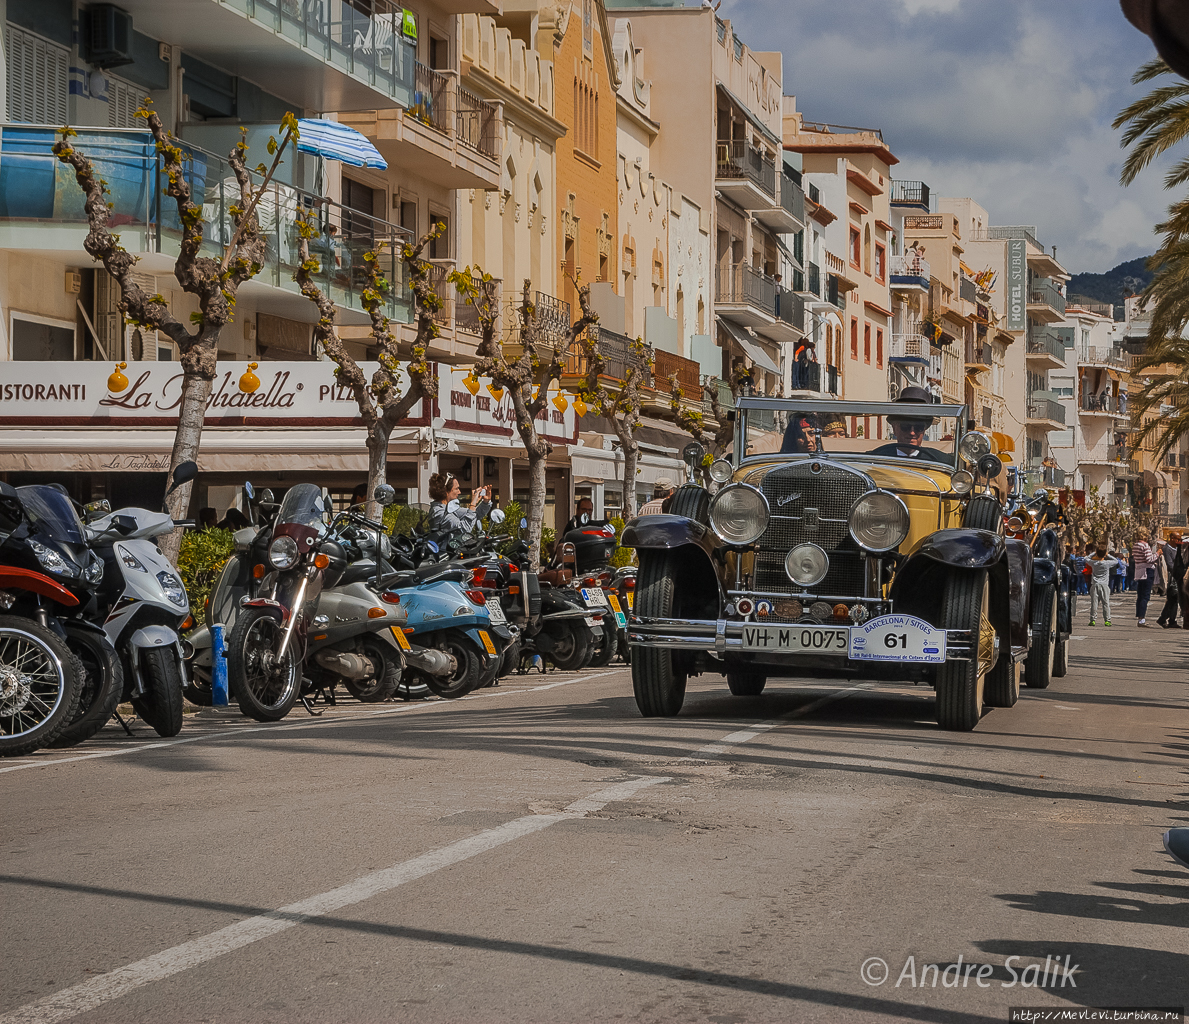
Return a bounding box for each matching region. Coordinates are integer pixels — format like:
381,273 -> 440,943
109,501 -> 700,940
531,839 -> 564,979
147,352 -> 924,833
780,413 -> 817,454
428,472 -> 455,502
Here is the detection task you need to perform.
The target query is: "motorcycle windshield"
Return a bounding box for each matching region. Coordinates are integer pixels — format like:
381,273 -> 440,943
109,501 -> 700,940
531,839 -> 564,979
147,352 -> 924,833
16,486 -> 86,546
275,483 -> 329,529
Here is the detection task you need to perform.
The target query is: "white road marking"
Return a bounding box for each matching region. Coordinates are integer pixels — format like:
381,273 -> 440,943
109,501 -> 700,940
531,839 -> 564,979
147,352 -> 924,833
0,671 -> 621,776
680,684 -> 872,761
0,775 -> 670,1024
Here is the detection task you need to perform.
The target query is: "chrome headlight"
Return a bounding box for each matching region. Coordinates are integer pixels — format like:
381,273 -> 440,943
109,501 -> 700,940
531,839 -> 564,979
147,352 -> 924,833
708,483 -> 770,546
28,539 -> 78,578
950,470 -> 974,495
848,491 -> 910,553
785,543 -> 829,587
83,557 -> 104,585
709,459 -> 733,484
117,544 -> 148,572
958,431 -> 991,466
156,570 -> 188,608
269,535 -> 300,569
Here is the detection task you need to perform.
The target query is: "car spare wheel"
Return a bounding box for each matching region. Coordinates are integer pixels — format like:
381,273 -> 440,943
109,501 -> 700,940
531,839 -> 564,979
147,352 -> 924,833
935,568 -> 993,731
666,484 -> 710,524
962,493 -> 1003,531
632,550 -> 687,717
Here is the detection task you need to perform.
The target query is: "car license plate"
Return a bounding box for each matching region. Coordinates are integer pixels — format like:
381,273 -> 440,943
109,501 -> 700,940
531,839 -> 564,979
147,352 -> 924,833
485,600 -> 506,625
580,587 -> 608,608
849,614 -> 946,663
607,594 -> 627,628
740,624 -> 849,654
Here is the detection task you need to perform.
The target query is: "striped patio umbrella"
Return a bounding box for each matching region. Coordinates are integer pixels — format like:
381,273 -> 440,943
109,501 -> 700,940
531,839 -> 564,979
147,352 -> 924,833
295,119 -> 387,170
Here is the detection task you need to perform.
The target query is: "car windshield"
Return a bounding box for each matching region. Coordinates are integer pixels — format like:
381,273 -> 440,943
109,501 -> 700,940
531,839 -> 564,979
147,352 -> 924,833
275,483 -> 329,529
737,398 -> 964,465
16,485 -> 86,545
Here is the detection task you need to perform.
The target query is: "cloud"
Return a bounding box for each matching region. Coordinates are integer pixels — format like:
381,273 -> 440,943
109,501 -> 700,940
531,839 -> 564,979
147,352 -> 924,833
721,0 -> 1168,273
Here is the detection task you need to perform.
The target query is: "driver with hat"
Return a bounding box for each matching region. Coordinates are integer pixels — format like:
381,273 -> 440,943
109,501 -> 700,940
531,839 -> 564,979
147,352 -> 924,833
869,386 -> 951,463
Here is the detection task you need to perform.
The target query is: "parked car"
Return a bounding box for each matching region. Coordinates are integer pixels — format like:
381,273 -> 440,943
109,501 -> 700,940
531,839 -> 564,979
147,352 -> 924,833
624,395 -> 1046,732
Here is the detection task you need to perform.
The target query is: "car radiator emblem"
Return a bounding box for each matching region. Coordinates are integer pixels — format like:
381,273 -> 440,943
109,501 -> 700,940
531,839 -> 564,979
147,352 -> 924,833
803,507 -> 820,533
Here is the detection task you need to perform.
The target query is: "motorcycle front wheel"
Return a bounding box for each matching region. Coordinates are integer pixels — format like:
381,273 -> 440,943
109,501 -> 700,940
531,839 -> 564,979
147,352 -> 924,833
131,647 -> 185,737
229,608 -> 301,722
0,616 -> 83,757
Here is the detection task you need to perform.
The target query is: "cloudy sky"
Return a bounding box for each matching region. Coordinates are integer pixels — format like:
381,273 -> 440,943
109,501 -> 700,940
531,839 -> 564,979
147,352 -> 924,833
723,0 -> 1166,275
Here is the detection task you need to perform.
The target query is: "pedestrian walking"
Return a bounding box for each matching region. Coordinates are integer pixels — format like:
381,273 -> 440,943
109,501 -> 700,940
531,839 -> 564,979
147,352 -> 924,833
1132,527 -> 1161,626
1111,553 -> 1126,594
1157,531 -> 1185,628
1087,545 -> 1121,626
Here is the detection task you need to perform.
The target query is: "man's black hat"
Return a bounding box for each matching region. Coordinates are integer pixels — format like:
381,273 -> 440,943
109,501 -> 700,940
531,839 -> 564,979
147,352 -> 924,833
888,386 -> 937,423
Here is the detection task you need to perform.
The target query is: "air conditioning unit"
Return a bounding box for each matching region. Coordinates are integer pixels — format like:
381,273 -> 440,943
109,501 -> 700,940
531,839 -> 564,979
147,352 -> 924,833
64,270 -> 82,295
82,4 -> 134,69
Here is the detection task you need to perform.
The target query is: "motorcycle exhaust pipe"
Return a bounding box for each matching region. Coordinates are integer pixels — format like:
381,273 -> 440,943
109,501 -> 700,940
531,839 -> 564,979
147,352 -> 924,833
404,647 -> 458,678
313,650 -> 376,681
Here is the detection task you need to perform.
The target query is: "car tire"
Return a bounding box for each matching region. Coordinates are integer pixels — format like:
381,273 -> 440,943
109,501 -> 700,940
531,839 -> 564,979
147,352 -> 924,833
632,550 -> 687,717
935,569 -> 991,731
1052,635 -> 1069,678
984,646 -> 1020,707
1024,584 -> 1056,690
726,667 -> 766,696
962,494 -> 1002,531
666,484 -> 710,524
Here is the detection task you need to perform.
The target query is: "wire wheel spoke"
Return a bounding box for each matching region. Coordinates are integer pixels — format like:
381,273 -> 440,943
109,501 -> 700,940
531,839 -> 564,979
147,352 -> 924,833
0,628 -> 65,738
243,619 -> 297,709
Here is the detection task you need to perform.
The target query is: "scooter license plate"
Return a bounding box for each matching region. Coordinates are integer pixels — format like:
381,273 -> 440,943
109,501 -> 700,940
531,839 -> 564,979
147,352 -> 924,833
485,601 -> 506,625
580,587 -> 609,608
626,593 -> 634,611
607,594 -> 627,628
390,626 -> 412,651
584,616 -> 598,627
477,630 -> 498,656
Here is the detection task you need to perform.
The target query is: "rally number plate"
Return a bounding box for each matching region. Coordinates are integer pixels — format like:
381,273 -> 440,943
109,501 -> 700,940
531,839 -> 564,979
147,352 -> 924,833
848,614 -> 946,663
740,624 -> 849,654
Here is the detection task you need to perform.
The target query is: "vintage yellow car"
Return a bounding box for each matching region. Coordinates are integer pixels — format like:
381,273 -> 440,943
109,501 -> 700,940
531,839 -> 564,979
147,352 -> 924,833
623,396 -> 1066,731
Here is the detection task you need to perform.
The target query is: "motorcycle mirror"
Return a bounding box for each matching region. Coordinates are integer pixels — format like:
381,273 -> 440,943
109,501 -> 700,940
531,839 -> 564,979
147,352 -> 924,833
520,517 -> 528,529
374,484 -> 397,507
83,499 -> 111,520
244,481 -> 255,501
169,461 -> 198,493
604,521 -> 617,536
489,508 -> 506,526
257,488 -> 275,505
426,540 -> 440,554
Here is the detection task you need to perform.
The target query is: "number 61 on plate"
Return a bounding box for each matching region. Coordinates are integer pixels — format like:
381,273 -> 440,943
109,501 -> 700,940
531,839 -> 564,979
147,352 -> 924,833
848,614 -> 947,664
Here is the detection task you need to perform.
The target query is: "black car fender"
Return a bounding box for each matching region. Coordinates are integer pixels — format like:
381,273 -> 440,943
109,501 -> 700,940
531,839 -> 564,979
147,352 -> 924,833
1033,526 -> 1062,563
1033,557 -> 1057,588
620,514 -> 722,618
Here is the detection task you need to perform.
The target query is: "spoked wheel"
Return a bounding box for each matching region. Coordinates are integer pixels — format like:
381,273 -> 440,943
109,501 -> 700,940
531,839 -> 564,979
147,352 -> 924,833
0,616 -> 82,757
935,569 -> 994,731
229,608 -> 301,722
421,630 -> 481,699
47,627 -> 123,748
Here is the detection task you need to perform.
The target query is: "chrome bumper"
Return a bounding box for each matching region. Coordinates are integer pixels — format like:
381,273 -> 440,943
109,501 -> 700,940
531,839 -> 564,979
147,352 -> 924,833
628,616 -> 976,662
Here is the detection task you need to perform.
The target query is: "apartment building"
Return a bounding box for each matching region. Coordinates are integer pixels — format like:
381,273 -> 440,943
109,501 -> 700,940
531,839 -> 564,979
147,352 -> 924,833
784,116 -> 897,439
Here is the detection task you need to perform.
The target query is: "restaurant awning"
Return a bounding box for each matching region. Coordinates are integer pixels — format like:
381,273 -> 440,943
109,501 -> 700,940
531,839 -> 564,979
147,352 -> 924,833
718,317 -> 781,375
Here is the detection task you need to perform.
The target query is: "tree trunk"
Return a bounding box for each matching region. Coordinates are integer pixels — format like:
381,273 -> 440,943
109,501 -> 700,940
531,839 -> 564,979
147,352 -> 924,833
365,419 -> 393,522
525,447 -> 547,570
160,370 -> 215,563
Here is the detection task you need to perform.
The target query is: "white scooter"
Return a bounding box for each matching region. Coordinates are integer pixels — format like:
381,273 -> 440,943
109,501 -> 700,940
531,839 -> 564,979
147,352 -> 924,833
83,462 -> 195,737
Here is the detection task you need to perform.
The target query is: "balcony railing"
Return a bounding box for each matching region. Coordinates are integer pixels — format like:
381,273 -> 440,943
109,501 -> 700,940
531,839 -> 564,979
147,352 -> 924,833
973,225 -> 1044,251
890,333 -> 930,360
806,262 -> 820,297
889,253 -> 930,280
1077,344 -> 1126,368
807,182 -> 820,205
1029,278 -> 1066,316
780,176 -> 805,223
456,83 -> 499,160
1026,328 -> 1066,363
960,276 -> 978,303
533,291 -> 571,345
965,340 -> 993,368
563,327 -> 650,386
1075,444 -> 1127,465
0,125 -> 411,320
654,349 -> 701,397
1081,391 -> 1127,415
890,180 -> 931,208
410,63 -> 500,161
717,263 -> 777,313
454,272 -> 499,334
777,289 -> 805,332
790,360 -> 821,392
715,140 -> 776,198
1027,397 -> 1066,424
413,61 -> 452,134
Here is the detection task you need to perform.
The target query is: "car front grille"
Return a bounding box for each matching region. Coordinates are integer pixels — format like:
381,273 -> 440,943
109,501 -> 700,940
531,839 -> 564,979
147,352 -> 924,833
753,462 -> 869,597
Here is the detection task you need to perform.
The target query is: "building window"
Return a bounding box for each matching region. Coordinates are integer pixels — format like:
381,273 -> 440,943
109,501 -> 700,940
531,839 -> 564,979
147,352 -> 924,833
850,228 -> 861,268
574,68 -> 599,159
851,317 -> 858,359
875,243 -> 886,283
876,327 -> 883,368
399,198 -> 418,237
582,0 -> 593,56
11,314 -> 75,360
864,224 -> 872,276
6,24 -> 68,124
864,322 -> 871,363
430,212 -> 450,259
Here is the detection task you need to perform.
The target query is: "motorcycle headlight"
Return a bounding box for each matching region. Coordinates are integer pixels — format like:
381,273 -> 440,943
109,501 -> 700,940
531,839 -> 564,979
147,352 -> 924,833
156,570 -> 188,608
848,491 -> 910,553
708,483 -> 770,546
28,538 -> 78,578
83,557 -> 104,585
269,535 -> 300,569
709,459 -> 733,484
785,543 -> 830,587
117,544 -> 148,572
950,470 -> 974,495
958,431 -> 991,466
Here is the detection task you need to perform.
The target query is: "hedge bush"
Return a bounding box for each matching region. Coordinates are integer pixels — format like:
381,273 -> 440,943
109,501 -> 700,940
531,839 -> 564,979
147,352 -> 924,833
176,528 -> 236,622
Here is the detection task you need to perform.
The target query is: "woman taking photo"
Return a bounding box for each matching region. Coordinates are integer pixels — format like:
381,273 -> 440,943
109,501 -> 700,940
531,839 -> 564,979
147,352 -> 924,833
428,472 -> 491,536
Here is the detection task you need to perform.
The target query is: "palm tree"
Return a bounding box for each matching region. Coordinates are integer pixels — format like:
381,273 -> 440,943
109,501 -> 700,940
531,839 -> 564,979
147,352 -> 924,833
1114,59 -> 1189,460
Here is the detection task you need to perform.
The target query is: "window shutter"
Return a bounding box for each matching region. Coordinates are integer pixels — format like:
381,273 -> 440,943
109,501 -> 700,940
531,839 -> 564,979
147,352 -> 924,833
5,24 -> 68,124
108,75 -> 141,128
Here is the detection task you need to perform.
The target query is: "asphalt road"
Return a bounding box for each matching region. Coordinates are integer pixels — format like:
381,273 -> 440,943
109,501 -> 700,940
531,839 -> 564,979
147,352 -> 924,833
3,606 -> 1188,1024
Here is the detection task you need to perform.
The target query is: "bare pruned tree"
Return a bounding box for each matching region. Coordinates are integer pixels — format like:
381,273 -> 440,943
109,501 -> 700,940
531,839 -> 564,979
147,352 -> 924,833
294,214 -> 441,521
454,274 -> 597,568
53,106 -> 298,560
576,330 -> 651,520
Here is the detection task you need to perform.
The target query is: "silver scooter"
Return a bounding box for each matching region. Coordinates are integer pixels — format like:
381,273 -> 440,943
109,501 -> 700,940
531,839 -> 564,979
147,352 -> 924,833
83,462 -> 196,737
